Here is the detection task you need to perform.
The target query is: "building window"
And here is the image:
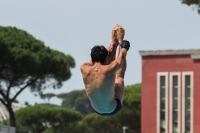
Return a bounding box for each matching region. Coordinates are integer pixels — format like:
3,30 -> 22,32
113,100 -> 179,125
169,73 -> 181,133
160,76 -> 166,133
157,73 -> 168,133
182,72 -> 193,133
172,75 -> 178,131
185,75 -> 191,132
157,72 -> 193,133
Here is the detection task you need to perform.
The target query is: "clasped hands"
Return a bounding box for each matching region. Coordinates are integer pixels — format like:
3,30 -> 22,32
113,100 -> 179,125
112,24 -> 125,44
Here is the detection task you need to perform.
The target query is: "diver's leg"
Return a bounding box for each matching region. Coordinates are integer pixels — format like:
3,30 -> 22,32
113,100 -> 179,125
114,46 -> 127,104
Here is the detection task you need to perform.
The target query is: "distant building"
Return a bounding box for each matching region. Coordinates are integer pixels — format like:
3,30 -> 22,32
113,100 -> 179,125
0,102 -> 26,122
0,124 -> 16,133
140,49 -> 200,133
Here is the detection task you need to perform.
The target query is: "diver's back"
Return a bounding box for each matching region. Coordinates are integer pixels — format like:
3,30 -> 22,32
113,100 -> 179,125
83,63 -> 117,112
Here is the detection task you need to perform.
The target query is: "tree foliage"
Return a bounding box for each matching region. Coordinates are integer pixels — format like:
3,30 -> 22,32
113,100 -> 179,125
181,0 -> 200,14
15,105 -> 82,133
37,103 -> 59,108
57,90 -> 93,115
42,121 -> 90,133
0,26 -> 75,127
82,113 -> 121,133
15,83 -> 141,133
40,93 -> 56,103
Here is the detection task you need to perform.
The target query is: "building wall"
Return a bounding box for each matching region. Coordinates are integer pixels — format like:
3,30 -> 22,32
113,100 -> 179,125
0,102 -> 26,122
141,55 -> 200,133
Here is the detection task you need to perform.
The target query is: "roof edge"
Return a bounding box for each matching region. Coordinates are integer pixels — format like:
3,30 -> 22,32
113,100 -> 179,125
139,49 -> 200,57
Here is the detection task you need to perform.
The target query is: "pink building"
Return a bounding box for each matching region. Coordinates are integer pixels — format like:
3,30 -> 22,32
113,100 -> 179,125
140,49 -> 200,133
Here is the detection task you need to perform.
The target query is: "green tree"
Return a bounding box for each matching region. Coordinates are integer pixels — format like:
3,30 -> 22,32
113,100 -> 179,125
57,90 -> 93,115
68,121 -> 91,133
15,105 -> 82,133
43,121 -> 90,133
56,92 -> 68,101
40,93 -> 56,103
181,0 -> 200,14
82,113 -> 121,133
57,90 -> 81,108
0,26 -> 75,127
37,103 -> 59,108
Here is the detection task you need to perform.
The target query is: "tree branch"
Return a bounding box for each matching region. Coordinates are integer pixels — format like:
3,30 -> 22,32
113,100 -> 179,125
6,79 -> 13,98
11,77 -> 38,102
6,74 -> 25,98
0,97 -> 6,106
0,88 -> 7,100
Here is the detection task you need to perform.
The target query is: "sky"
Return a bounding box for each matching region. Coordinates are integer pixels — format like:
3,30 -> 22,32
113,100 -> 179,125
0,0 -> 200,105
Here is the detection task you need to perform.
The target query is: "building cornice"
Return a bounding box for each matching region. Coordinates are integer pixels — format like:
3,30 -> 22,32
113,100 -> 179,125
139,49 -> 200,59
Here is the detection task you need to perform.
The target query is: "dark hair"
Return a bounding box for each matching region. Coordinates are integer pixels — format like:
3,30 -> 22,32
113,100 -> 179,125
91,45 -> 108,63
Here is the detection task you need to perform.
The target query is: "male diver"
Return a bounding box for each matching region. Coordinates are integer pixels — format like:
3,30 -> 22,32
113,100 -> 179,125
80,24 -> 130,115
